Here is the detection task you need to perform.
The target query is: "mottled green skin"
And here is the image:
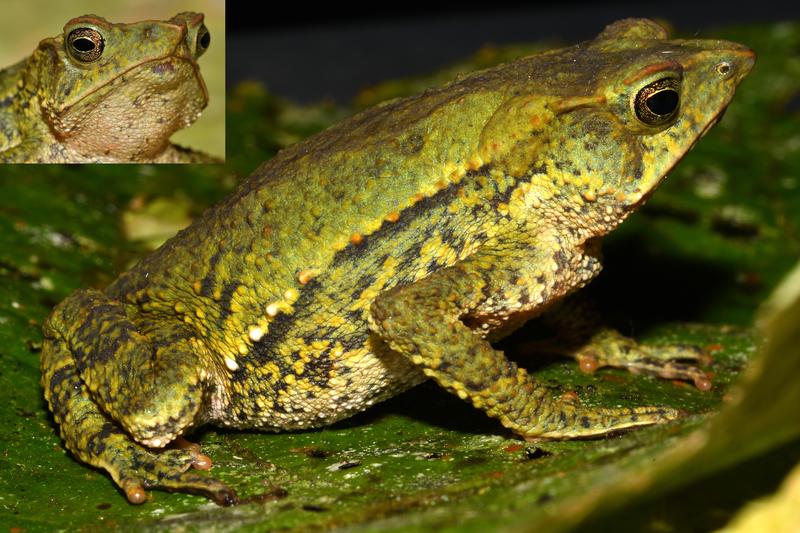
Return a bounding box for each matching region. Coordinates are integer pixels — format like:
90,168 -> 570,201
41,19 -> 754,504
0,12 -> 215,163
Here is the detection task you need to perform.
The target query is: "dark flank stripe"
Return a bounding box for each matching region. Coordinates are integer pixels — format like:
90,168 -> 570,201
245,277 -> 325,379
200,248 -> 224,298
245,164 -> 528,370
349,271 -> 379,302
216,280 -> 242,324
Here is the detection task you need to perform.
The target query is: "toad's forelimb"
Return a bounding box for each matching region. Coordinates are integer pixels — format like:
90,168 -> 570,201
369,234 -> 679,439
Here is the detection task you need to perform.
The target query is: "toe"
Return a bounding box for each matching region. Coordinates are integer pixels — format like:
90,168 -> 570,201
124,484 -> 147,505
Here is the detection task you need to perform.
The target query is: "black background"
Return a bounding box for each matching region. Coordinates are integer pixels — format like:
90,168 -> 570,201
227,1 -> 798,103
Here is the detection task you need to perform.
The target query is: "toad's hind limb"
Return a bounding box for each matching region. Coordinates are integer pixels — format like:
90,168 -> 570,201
41,289 -> 237,504
369,237 -> 679,439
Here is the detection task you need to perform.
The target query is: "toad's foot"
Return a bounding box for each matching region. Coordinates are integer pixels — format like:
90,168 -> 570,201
51,384 -> 238,504
573,329 -> 713,391
113,438 -> 237,505
60,401 -> 238,505
521,400 -> 680,441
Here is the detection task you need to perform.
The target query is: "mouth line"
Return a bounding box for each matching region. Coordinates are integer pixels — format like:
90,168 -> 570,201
632,102 -> 733,208
695,105 -> 728,145
59,55 -> 208,114
672,107 -> 727,168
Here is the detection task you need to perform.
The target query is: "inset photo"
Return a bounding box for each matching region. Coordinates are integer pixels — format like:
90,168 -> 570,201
0,0 -> 224,163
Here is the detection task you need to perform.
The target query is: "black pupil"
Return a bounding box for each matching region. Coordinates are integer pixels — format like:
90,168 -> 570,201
73,37 -> 95,52
646,89 -> 679,116
199,30 -> 210,49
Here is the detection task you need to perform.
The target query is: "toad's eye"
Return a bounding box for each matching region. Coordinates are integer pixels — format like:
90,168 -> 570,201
196,24 -> 210,57
633,77 -> 681,127
66,27 -> 105,62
